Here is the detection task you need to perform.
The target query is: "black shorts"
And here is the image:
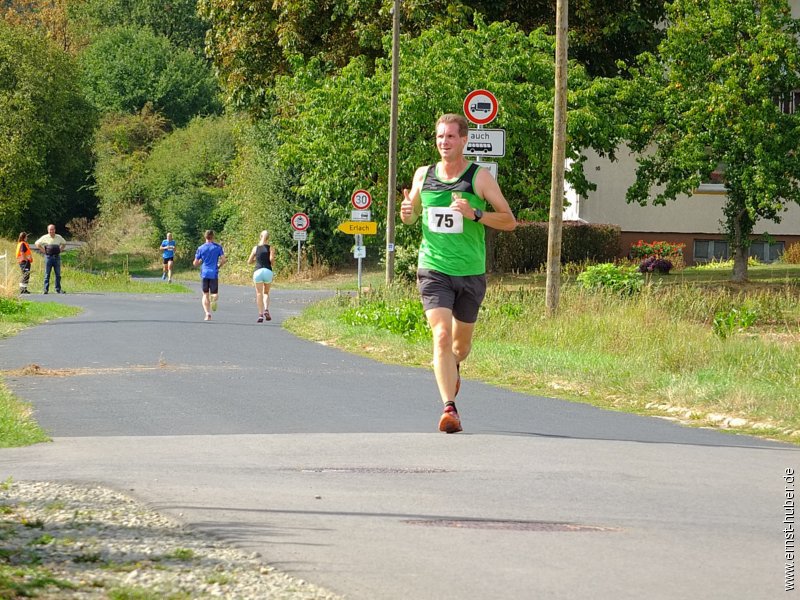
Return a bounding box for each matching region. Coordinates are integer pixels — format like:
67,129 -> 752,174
163,257 -> 173,264
202,278 -> 219,294
416,269 -> 487,324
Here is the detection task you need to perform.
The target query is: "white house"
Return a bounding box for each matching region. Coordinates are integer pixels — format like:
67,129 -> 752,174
565,0 -> 800,264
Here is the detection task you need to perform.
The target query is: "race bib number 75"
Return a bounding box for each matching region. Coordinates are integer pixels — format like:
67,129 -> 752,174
427,207 -> 464,234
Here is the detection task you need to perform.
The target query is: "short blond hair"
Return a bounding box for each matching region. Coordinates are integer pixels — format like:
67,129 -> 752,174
436,113 -> 468,137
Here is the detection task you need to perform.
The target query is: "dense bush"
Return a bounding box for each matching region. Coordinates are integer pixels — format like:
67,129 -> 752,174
576,263 -> 643,295
629,240 -> 685,260
340,298 -> 430,340
80,26 -> 220,127
0,22 -> 97,236
493,222 -> 620,272
639,256 -> 673,274
390,246 -> 420,284
782,242 -> 800,265
140,115 -> 237,257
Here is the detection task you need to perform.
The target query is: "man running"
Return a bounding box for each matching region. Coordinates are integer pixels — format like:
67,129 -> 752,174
160,232 -> 176,282
192,230 -> 227,321
400,113 -> 516,433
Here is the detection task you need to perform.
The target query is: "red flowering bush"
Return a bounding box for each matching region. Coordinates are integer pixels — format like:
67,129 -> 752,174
630,240 -> 685,272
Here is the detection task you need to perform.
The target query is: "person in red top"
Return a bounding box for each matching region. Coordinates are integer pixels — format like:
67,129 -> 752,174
15,232 -> 33,294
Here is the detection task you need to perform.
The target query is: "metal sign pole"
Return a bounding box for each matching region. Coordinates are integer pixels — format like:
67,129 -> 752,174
297,240 -> 301,275
355,233 -> 363,295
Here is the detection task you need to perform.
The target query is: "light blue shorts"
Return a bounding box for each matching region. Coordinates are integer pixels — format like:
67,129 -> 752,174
253,268 -> 274,284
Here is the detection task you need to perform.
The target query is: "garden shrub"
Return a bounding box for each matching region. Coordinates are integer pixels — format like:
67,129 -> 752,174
493,222 -> 620,272
391,246 -> 419,284
781,242 -> 800,264
630,240 -> 685,271
340,298 -> 430,339
639,256 -> 674,274
712,307 -> 758,339
576,263 -> 643,295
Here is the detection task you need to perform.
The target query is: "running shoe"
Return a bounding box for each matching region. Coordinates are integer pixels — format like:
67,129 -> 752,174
162,273 -> 167,280
210,298 -> 218,311
264,309 -> 271,321
257,315 -> 264,323
204,313 -> 212,321
438,405 -> 462,434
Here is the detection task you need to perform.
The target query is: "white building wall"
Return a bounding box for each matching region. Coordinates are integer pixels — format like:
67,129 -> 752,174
573,147 -> 800,236
564,0 -> 800,236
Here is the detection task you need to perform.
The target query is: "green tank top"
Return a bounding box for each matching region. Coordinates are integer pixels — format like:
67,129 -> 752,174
418,162 -> 487,276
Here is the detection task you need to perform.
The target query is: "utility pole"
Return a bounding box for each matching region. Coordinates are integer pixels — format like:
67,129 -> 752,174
385,0 -> 400,284
545,0 -> 568,316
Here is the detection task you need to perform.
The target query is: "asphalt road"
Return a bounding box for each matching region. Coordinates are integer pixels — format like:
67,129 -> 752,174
0,282 -> 796,599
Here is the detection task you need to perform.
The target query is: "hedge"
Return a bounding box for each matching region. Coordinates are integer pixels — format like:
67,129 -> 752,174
491,221 -> 621,272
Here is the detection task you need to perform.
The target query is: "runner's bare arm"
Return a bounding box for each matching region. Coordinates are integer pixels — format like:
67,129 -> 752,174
472,168 -> 516,231
247,246 -> 257,265
400,166 -> 426,225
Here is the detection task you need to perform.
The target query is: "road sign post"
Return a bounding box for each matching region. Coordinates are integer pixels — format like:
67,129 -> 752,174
341,195 -> 375,294
354,233 -> 364,292
464,89 -> 502,180
291,212 -> 310,275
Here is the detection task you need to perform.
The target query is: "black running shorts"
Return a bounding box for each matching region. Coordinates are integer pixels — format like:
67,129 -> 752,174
416,268 -> 487,324
202,278 -> 219,294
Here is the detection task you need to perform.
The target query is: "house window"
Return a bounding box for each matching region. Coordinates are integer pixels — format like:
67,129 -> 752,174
694,239 -> 729,263
696,162 -> 726,193
779,90 -> 800,115
749,241 -> 785,263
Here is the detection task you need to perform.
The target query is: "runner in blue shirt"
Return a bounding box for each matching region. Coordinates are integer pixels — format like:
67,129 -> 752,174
159,232 -> 176,282
192,230 -> 227,321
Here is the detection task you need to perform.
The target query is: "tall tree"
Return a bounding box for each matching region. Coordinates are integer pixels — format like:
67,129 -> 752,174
1,0 -> 82,52
68,0 -> 207,53
80,26 -> 221,127
623,0 -> 800,281
199,0 -> 664,114
0,21 -> 96,236
270,19 -> 622,255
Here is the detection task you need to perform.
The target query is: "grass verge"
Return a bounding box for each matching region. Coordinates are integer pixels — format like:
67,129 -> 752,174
0,296 -> 80,448
285,272 -> 800,444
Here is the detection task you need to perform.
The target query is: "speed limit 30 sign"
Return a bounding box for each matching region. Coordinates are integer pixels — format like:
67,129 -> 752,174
351,189 -> 372,210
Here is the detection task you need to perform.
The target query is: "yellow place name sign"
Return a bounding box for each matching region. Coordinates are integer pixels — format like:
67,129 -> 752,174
337,221 -> 377,235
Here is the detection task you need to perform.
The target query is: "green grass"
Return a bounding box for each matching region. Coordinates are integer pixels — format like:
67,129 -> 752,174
58,251 -> 189,293
285,273 -> 800,443
0,299 -> 81,448
0,564 -> 76,598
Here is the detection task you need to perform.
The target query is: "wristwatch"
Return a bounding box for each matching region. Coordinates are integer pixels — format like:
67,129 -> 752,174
473,208 -> 483,222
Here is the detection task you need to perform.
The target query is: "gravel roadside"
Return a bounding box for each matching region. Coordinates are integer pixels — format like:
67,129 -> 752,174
0,480 -> 342,599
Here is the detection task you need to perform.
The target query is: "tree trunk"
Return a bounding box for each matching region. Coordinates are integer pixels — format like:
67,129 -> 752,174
731,209 -> 748,282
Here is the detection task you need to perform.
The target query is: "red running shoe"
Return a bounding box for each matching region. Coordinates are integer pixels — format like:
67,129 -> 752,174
438,405 -> 462,434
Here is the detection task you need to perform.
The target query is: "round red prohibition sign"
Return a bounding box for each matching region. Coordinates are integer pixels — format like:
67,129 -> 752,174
463,89 -> 499,125
351,189 -> 372,210
291,212 -> 310,231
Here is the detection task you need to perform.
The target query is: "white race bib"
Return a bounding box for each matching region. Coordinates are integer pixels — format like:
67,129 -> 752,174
427,207 -> 463,234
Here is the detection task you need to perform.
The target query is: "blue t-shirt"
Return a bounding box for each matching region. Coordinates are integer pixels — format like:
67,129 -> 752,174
161,239 -> 176,259
195,242 -> 224,279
